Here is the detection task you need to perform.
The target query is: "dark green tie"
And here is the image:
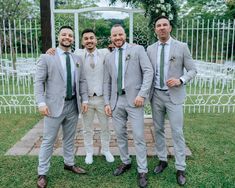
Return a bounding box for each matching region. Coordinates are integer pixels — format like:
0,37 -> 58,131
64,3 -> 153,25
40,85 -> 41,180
160,43 -> 165,88
64,52 -> 72,99
117,48 -> 123,95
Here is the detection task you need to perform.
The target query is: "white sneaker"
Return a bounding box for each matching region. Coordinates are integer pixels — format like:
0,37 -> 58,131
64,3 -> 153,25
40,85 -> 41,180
101,151 -> 114,163
85,153 -> 93,164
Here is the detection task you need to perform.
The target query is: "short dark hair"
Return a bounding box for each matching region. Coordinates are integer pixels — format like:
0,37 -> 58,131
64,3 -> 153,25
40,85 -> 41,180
111,24 -> 124,29
58,25 -> 73,32
81,28 -> 96,37
154,16 -> 171,27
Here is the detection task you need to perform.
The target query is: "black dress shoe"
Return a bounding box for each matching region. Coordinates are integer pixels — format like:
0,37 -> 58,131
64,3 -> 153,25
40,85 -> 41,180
138,173 -> 148,188
64,164 -> 87,174
113,163 -> 131,176
176,170 -> 186,186
37,175 -> 47,188
154,161 -> 168,174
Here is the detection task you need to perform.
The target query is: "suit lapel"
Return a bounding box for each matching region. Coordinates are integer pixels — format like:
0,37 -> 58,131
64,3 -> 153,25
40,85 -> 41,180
55,51 -> 65,82
168,39 -> 176,70
124,44 -> 131,74
71,53 -> 80,85
110,51 -> 117,78
153,42 -> 159,73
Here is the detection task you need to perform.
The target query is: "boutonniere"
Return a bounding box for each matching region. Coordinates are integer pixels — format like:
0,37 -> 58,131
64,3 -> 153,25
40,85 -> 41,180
169,56 -> 176,63
125,54 -> 131,61
76,62 -> 80,68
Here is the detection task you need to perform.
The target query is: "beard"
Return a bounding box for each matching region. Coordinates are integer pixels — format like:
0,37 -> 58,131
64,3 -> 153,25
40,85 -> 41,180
60,41 -> 72,48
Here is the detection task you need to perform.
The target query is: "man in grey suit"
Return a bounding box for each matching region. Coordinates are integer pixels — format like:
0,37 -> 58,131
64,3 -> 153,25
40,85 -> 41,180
74,29 -> 114,165
103,24 -> 153,188
34,26 -> 88,188
147,16 -> 197,186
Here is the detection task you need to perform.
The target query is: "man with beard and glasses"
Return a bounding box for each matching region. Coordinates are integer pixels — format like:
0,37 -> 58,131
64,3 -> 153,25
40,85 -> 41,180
103,24 -> 153,188
74,28 -> 114,165
35,26 -> 88,188
147,16 -> 197,186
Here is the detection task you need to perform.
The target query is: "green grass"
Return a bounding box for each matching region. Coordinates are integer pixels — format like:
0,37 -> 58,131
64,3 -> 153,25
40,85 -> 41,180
0,113 -> 235,187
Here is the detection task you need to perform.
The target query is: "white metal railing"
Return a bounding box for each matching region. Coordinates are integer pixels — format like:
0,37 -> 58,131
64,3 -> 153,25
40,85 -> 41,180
175,19 -> 235,64
0,11 -> 234,113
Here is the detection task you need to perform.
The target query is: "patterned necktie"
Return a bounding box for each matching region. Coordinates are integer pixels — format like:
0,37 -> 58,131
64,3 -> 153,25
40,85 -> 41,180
160,43 -> 165,88
64,52 -> 72,99
89,53 -> 95,69
117,48 -> 123,95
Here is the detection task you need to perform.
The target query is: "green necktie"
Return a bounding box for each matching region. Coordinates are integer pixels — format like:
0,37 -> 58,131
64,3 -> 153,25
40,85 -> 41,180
160,43 -> 165,88
65,52 -> 72,99
117,48 -> 123,95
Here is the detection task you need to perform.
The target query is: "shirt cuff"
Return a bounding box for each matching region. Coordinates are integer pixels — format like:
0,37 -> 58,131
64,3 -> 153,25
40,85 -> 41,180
38,102 -> 46,107
180,77 -> 185,84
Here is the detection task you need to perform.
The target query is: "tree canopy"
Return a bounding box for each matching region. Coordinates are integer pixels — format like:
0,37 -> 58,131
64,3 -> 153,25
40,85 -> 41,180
109,0 -> 178,27
0,0 -> 40,20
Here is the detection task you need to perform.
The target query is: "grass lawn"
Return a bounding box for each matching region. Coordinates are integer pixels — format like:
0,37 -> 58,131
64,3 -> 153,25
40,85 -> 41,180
0,113 -> 235,187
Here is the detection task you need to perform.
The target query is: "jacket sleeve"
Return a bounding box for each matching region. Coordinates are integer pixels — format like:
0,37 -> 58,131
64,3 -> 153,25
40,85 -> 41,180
34,54 -> 48,105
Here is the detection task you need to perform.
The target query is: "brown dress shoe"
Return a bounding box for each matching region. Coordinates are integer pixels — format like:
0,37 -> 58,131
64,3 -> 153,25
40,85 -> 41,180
138,173 -> 148,188
37,175 -> 47,188
154,160 -> 168,174
64,164 -> 87,174
176,170 -> 186,186
113,163 -> 131,176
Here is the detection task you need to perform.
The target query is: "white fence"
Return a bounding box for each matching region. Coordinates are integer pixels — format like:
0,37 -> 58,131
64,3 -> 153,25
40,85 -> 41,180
0,16 -> 234,113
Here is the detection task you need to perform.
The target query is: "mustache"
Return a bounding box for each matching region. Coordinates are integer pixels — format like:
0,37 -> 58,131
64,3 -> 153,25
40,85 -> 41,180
85,42 -> 94,45
60,42 -> 72,48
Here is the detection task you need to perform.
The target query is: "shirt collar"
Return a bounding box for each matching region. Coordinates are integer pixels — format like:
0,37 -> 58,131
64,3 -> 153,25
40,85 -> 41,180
158,37 -> 172,46
57,47 -> 72,55
115,42 -> 127,52
85,48 -> 97,57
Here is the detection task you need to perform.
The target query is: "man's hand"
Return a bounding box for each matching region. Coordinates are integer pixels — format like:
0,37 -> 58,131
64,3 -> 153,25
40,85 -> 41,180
46,48 -> 56,55
134,96 -> 144,107
82,103 -> 88,113
166,78 -> 181,88
104,105 -> 112,117
38,105 -> 50,116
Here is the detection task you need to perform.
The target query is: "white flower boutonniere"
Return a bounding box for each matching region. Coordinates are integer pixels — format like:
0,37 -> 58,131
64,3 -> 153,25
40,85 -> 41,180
169,56 -> 176,63
125,54 -> 131,61
76,61 -> 80,68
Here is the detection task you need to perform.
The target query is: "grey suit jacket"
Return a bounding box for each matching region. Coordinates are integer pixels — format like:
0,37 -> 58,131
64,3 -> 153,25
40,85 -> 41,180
34,50 -> 88,117
103,43 -> 154,110
147,38 -> 197,104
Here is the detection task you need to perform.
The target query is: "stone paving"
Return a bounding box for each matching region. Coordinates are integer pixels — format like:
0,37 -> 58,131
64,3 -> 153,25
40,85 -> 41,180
5,117 -> 191,157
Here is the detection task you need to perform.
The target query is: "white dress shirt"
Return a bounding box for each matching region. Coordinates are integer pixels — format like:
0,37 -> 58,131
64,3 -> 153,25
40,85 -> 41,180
115,42 -> 127,89
57,47 -> 76,96
155,37 -> 172,90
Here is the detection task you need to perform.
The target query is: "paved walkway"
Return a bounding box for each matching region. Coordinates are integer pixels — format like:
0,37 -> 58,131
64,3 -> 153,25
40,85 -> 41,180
5,117 -> 191,156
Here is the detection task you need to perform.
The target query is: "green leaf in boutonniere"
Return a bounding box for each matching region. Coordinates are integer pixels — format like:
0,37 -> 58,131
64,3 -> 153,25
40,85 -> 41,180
76,62 -> 80,68
125,54 -> 131,61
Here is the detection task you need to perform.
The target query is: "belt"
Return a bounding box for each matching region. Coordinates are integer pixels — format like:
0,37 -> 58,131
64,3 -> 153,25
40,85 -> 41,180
155,88 -> 168,91
65,95 -> 76,101
118,89 -> 126,95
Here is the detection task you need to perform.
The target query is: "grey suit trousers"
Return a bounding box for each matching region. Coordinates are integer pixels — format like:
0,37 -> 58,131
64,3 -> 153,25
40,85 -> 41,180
151,89 -> 186,171
38,99 -> 78,175
112,95 -> 148,173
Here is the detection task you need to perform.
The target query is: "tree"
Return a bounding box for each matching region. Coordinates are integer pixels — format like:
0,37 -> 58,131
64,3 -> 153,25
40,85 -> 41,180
0,0 -> 40,20
109,0 -> 178,27
178,0 -> 235,20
